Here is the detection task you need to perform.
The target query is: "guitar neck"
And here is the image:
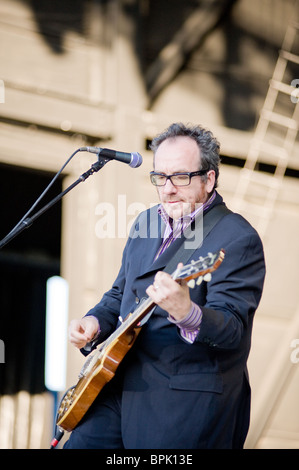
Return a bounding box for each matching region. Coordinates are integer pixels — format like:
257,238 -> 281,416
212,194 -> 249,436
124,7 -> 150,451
121,296 -> 155,330
101,249 -> 225,347
106,296 -> 156,346
56,249 -> 225,433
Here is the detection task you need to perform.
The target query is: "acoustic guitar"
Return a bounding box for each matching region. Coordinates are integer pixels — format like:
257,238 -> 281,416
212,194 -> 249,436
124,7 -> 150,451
56,249 -> 225,433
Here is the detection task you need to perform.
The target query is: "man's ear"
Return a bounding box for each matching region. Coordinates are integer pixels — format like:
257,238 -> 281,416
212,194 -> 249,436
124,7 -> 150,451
206,170 -> 216,193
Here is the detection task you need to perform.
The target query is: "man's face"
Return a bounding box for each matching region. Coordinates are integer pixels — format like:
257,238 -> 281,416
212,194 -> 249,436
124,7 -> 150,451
154,136 -> 215,220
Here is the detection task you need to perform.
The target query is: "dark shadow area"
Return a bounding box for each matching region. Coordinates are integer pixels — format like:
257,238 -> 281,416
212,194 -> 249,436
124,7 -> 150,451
24,0 -> 286,131
220,21 -> 273,130
29,0 -> 86,53
0,164 -> 62,394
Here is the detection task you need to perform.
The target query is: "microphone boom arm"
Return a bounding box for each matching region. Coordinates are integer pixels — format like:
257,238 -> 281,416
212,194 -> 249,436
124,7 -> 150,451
0,156 -> 110,250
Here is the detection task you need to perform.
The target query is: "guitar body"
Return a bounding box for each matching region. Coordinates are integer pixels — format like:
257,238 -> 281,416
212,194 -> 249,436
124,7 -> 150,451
57,326 -> 141,431
56,249 -> 225,433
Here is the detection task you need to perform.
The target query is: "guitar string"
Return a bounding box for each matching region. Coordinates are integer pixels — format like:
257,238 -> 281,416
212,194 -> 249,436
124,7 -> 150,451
58,251 -> 224,420
80,251 -> 220,377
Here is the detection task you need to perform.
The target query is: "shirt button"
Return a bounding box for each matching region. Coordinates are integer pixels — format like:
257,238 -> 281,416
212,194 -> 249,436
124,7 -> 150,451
135,297 -> 140,304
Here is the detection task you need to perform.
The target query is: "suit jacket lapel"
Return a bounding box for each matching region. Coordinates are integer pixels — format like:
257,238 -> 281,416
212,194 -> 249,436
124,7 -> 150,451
136,192 -> 225,279
131,205 -> 164,277
137,231 -> 186,279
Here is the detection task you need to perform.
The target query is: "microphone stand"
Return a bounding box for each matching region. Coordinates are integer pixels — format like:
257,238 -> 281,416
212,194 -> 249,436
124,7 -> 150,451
0,155 -> 110,250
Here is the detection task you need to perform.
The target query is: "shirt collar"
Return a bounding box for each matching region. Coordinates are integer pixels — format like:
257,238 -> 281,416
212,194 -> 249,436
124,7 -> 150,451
158,191 -> 216,230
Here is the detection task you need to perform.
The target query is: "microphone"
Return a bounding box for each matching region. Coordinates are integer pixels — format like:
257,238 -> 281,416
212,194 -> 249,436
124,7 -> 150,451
81,147 -> 143,168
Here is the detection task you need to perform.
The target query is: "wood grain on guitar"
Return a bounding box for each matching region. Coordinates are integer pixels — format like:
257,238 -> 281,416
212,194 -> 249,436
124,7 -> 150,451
56,249 -> 225,432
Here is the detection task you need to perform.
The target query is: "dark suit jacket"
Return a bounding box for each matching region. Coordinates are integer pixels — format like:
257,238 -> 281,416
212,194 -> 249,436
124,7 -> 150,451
85,192 -> 266,449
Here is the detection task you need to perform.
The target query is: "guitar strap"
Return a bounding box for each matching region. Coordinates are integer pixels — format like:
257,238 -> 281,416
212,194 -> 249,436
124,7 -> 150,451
138,203 -> 231,326
162,203 -> 232,275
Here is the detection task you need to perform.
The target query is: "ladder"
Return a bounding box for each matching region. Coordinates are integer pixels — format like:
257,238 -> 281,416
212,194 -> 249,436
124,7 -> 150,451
231,8 -> 299,237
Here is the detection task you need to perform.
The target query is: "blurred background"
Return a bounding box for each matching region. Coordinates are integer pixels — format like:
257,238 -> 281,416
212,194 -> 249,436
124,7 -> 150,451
0,0 -> 298,449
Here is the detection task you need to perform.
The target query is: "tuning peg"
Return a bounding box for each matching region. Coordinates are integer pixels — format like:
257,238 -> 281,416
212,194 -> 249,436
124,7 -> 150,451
203,273 -> 212,282
187,279 -> 195,288
196,276 -> 203,286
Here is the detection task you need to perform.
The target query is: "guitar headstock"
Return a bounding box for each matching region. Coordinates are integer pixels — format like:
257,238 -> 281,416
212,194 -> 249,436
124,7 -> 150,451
172,249 -> 225,288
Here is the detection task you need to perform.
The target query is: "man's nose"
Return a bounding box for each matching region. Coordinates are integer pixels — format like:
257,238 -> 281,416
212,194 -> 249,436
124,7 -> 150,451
163,178 -> 177,193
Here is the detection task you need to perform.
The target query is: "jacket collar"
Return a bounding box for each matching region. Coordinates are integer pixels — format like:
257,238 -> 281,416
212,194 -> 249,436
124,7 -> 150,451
136,191 -> 224,279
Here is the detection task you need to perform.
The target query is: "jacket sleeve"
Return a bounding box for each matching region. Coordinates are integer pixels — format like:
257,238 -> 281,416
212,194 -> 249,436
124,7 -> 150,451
196,230 -> 265,350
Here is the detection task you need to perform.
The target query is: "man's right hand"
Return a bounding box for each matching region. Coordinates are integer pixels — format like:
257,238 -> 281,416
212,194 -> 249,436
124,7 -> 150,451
68,316 -> 100,349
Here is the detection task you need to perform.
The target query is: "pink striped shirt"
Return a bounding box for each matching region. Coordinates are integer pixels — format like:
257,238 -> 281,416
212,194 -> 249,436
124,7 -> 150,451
86,193 -> 215,350
157,192 -> 216,343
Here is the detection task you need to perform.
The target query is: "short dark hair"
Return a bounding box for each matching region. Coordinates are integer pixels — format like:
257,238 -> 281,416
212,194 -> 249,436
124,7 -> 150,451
150,122 -> 221,189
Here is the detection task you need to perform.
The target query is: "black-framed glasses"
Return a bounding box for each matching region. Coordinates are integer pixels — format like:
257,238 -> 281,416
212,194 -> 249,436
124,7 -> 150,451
149,170 -> 208,187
